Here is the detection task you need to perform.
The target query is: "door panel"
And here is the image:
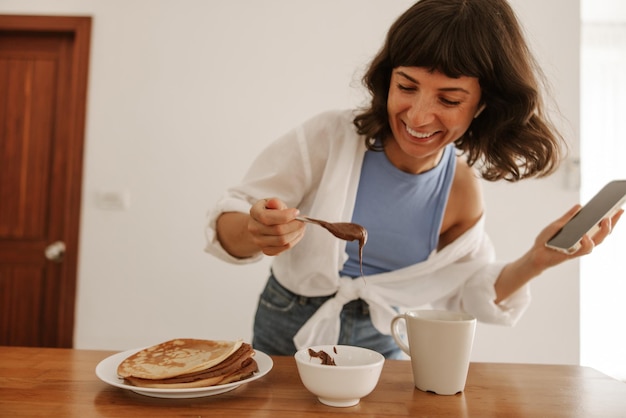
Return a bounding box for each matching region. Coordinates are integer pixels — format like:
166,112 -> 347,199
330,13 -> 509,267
0,265 -> 44,344
0,16 -> 90,347
0,42 -> 55,239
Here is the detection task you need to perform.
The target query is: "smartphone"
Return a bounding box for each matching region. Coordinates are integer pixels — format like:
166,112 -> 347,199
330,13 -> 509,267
545,180 -> 626,254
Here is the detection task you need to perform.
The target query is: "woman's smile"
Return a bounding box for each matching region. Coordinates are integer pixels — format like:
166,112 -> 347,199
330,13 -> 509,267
405,124 -> 440,141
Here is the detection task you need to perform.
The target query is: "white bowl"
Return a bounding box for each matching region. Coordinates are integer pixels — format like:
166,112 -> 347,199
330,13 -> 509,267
294,345 -> 385,407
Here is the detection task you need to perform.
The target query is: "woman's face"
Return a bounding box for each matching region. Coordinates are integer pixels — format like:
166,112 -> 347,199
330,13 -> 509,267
386,66 -> 483,174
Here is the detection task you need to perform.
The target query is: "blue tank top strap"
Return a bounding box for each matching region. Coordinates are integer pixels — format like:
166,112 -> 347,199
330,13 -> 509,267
340,144 -> 456,277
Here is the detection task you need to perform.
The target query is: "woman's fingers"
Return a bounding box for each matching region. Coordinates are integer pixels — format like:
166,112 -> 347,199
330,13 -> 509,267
248,198 -> 305,255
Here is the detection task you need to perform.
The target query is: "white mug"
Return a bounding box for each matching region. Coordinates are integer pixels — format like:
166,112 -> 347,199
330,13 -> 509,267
390,309 -> 476,395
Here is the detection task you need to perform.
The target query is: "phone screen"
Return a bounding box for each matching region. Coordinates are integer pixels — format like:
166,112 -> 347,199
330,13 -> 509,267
546,180 -> 626,252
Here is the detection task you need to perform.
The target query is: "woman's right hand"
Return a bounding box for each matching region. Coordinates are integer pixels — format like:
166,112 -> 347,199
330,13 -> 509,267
247,198 -> 305,256
215,197 -> 305,259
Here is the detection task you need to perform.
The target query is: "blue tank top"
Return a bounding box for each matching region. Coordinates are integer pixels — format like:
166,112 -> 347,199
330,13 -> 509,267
340,144 -> 456,277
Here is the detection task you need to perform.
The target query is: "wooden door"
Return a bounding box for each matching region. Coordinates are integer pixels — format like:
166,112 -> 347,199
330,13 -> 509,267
0,15 -> 91,347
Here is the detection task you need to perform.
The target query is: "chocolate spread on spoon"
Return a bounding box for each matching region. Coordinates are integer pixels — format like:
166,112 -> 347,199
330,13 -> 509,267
301,217 -> 368,277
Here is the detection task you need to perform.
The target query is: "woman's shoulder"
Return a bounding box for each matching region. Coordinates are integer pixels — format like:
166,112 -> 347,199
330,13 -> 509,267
301,109 -> 357,132
452,157 -> 482,199
298,109 -> 363,152
270,109 -> 357,150
452,157 -> 483,219
438,156 -> 484,249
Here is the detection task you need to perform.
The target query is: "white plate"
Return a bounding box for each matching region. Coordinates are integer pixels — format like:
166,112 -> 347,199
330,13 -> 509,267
95,348 -> 273,399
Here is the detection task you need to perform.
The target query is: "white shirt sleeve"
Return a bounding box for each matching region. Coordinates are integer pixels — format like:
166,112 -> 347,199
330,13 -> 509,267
432,261 -> 531,326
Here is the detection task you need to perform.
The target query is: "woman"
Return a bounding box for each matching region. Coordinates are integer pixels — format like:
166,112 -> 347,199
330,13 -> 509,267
205,0 -> 621,358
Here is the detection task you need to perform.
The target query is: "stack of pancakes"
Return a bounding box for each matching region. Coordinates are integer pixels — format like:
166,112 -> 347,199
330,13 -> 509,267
117,339 -> 258,388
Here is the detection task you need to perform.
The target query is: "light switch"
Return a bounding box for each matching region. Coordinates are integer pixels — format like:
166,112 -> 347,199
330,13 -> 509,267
96,190 -> 131,210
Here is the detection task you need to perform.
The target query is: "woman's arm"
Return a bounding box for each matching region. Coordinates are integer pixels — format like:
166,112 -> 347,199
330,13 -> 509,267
493,206 -> 623,303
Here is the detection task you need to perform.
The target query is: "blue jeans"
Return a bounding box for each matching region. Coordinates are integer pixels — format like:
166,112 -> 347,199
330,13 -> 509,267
252,274 -> 402,359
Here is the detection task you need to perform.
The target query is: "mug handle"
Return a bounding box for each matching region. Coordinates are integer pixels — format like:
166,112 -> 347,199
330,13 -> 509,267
390,315 -> 411,356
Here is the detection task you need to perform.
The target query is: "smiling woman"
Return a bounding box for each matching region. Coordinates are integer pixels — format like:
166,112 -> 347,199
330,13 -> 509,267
204,0 -> 615,362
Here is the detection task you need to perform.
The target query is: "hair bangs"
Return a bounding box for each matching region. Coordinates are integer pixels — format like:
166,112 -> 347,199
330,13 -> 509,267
388,7 -> 491,80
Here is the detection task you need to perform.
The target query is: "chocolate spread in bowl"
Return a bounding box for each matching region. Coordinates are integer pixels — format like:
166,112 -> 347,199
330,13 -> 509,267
308,348 -> 337,366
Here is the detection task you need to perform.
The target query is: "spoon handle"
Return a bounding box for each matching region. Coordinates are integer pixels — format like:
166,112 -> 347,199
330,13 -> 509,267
295,216 -> 321,225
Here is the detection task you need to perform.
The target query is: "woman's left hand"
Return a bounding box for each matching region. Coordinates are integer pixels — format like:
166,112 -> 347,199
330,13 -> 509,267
531,205 -> 623,271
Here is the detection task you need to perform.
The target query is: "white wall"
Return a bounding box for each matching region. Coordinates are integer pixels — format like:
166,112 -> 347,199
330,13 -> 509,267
1,0 -> 584,365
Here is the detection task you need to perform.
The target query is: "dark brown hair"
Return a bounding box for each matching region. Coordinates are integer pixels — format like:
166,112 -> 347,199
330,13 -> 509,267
353,0 -> 565,181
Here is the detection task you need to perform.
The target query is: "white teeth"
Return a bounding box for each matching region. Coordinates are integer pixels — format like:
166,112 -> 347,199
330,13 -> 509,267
406,125 -> 435,139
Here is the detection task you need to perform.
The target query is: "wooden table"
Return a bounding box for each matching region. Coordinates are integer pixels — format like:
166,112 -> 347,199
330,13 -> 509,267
1,346 -> 626,417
